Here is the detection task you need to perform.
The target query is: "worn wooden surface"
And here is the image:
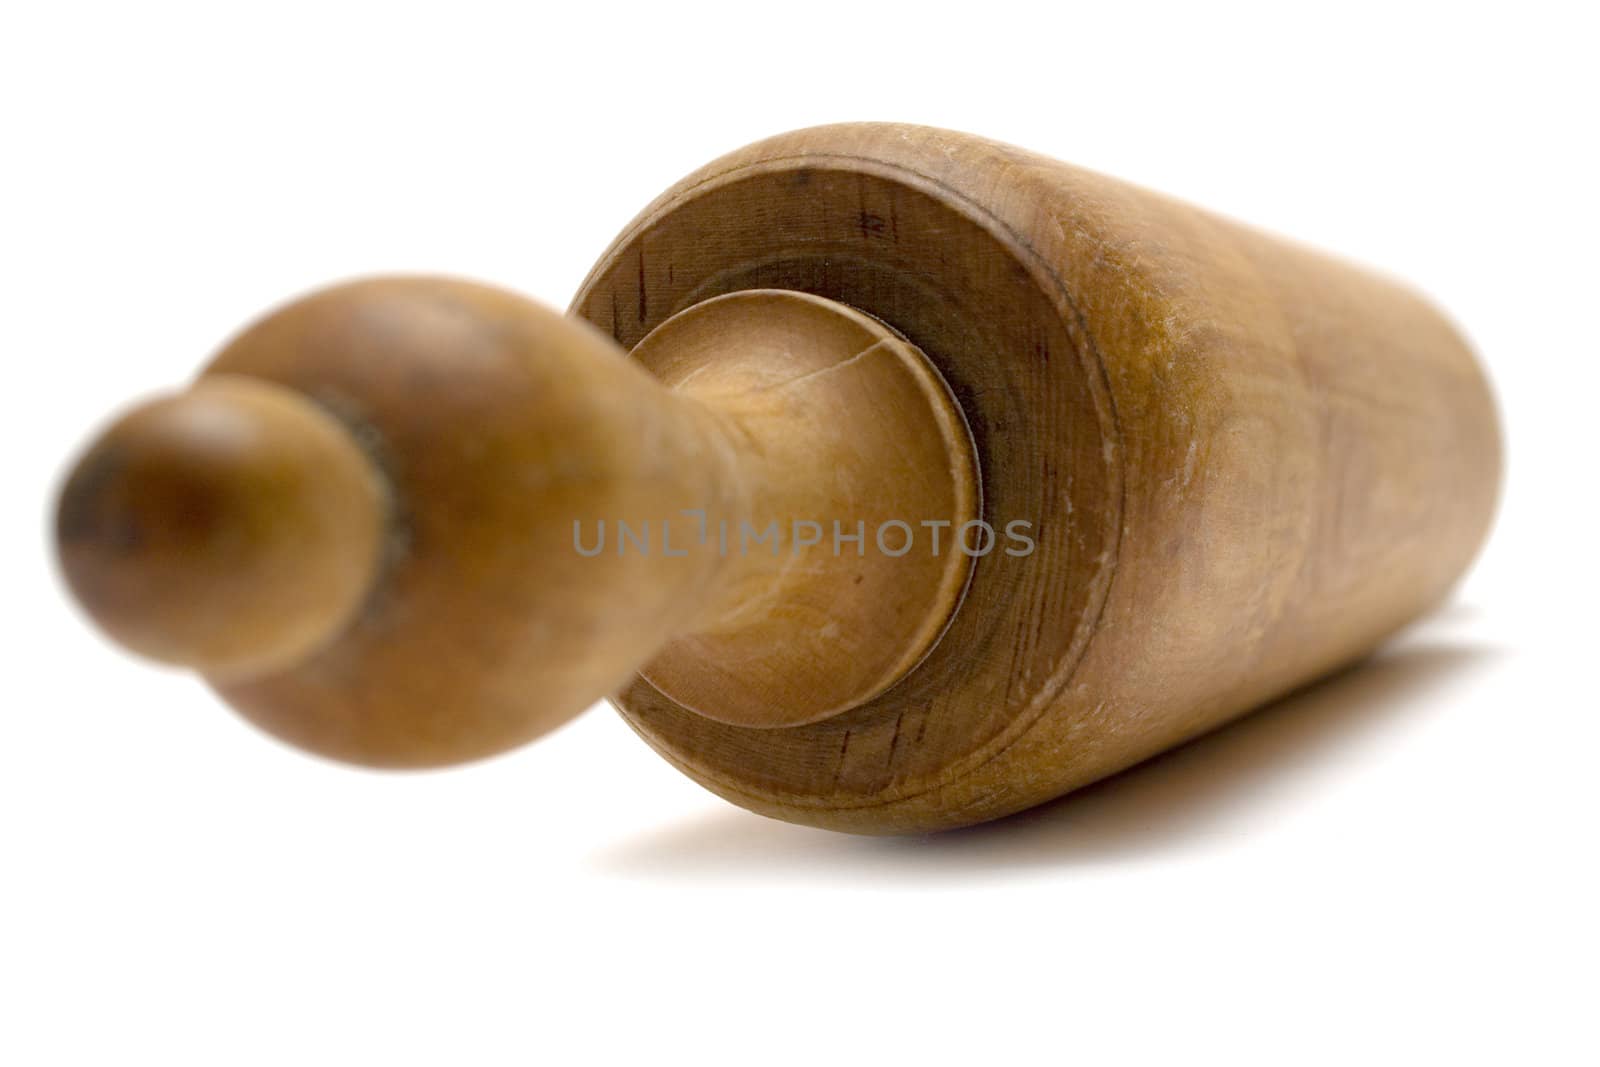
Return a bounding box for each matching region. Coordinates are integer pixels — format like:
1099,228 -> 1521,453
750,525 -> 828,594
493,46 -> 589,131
55,277 -> 976,764
55,124 -> 1500,832
574,123 -> 1501,832
630,289 -> 976,727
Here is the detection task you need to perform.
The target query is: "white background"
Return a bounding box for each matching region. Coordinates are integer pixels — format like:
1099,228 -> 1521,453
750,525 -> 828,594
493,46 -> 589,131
3,2 -> 1595,1064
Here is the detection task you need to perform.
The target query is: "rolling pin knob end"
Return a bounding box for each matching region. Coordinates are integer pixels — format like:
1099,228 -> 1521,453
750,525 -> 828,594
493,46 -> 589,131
55,375 -> 386,680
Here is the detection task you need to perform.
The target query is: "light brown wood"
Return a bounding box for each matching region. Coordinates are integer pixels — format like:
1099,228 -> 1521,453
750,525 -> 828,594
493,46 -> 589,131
572,122 -> 1501,833
54,123 -> 1501,833
55,277 -> 975,763
57,375 -> 385,678
631,290 -> 977,727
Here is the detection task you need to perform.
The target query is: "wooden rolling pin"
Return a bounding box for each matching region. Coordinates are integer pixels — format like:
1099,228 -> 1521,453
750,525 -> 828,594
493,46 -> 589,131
55,124 -> 1500,833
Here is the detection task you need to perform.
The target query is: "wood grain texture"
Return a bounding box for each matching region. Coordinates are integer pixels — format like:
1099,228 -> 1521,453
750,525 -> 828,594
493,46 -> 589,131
54,123 -> 1501,833
58,278 -> 976,766
573,123 -> 1501,833
630,289 -> 977,727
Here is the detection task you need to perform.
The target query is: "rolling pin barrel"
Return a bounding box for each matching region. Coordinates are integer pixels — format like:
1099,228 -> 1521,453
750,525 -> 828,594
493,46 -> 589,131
53,123 -> 1500,833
